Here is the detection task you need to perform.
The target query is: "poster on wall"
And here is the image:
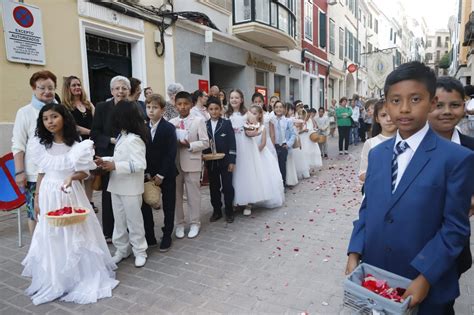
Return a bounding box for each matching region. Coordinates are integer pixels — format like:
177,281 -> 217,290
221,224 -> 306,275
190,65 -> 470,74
2,0 -> 45,65
198,79 -> 209,93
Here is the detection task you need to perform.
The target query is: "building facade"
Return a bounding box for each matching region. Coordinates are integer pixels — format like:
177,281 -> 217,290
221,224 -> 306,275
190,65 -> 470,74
169,0 -> 303,105
425,29 -> 451,76
0,0 -> 166,154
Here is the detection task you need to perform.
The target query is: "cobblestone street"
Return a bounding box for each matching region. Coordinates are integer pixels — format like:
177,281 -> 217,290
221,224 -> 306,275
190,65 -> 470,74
0,137 -> 473,314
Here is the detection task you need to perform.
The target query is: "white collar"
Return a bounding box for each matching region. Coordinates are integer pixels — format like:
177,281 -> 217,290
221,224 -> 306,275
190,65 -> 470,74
451,129 -> 461,144
149,119 -> 161,129
394,122 -> 429,153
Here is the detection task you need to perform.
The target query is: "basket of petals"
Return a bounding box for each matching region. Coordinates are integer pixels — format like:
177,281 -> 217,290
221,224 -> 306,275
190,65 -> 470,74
46,206 -> 89,227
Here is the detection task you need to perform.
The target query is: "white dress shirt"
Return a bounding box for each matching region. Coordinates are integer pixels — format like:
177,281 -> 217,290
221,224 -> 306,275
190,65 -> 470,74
210,119 -> 218,137
149,119 -> 161,141
351,106 -> 360,121
272,116 -> 287,145
451,129 -> 461,145
393,123 -> 429,190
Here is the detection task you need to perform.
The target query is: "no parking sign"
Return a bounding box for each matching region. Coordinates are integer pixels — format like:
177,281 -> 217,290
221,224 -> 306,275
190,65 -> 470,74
1,0 -> 45,65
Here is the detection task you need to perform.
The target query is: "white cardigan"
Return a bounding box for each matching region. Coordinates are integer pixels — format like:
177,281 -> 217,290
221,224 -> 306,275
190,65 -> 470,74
11,103 -> 41,182
103,132 -> 146,196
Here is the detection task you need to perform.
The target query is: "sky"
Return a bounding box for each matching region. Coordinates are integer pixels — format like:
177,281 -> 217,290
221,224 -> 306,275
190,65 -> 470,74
401,0 -> 457,31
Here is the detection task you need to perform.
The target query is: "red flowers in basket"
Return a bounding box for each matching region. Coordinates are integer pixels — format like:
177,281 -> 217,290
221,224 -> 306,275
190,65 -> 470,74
361,274 -> 406,303
47,207 -> 87,216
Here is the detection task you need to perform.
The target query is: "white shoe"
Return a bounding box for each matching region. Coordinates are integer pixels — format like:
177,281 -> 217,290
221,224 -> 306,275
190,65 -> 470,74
175,225 -> 185,239
243,208 -> 252,216
112,252 -> 128,264
135,256 -> 147,268
187,224 -> 200,239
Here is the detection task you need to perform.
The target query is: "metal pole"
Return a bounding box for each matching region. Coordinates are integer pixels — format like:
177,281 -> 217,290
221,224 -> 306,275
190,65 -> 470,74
18,208 -> 22,247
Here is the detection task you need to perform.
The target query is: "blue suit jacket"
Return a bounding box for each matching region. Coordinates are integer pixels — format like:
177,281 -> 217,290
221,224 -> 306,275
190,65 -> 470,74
203,118 -> 236,167
348,128 -> 474,303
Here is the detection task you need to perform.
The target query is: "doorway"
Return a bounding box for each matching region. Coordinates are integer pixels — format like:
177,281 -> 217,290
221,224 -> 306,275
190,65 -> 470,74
86,33 -> 132,104
209,58 -> 245,97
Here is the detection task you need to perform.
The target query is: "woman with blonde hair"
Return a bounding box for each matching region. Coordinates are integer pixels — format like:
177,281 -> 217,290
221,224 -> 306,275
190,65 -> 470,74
62,75 -> 98,212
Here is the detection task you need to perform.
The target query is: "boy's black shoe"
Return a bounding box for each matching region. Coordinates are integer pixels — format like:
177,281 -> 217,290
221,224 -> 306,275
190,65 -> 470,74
226,215 -> 234,223
210,212 -> 223,222
159,236 -> 172,252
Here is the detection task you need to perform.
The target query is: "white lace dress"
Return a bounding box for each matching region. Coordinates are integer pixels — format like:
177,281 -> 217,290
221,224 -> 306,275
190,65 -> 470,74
22,139 -> 118,305
229,112 -> 271,205
255,129 -> 285,208
302,119 -> 323,168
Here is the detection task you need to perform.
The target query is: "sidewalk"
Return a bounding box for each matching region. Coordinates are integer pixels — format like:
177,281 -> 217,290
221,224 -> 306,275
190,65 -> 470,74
0,136 -> 473,314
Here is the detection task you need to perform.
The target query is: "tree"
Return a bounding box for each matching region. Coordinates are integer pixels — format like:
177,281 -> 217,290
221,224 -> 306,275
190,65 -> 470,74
438,53 -> 450,69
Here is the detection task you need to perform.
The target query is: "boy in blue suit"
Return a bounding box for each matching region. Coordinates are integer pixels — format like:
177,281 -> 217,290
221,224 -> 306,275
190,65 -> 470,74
346,62 -> 474,314
142,94 -> 177,252
204,97 -> 236,223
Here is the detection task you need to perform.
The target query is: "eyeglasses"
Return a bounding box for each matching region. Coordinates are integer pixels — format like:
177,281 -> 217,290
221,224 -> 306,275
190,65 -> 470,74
36,85 -> 56,92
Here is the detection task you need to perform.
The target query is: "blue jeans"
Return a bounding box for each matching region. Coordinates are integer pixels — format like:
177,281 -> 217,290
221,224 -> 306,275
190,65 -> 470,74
350,125 -> 359,145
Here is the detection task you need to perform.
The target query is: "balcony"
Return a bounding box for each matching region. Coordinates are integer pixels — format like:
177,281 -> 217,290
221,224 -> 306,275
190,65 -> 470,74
232,0 -> 297,51
463,12 -> 474,46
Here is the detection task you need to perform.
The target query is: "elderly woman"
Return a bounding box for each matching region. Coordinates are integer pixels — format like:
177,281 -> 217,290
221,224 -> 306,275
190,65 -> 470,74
163,82 -> 183,121
12,70 -> 57,234
91,75 -> 131,242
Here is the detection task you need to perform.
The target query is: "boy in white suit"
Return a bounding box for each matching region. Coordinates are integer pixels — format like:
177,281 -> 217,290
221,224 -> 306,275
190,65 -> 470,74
95,100 -> 148,268
170,91 -> 209,239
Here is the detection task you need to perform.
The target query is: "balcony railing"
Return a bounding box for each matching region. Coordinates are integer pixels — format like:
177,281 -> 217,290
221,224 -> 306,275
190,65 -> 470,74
232,0 -> 297,50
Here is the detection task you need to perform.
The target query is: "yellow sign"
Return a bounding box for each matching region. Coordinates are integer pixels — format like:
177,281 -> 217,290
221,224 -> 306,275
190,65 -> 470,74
247,53 -> 277,72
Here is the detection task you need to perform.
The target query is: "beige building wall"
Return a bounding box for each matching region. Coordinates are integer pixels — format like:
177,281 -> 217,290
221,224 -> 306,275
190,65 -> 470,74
0,0 -> 165,155
459,0 -> 472,65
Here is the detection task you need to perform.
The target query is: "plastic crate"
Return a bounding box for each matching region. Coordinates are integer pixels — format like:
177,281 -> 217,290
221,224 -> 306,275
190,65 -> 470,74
343,263 -> 418,315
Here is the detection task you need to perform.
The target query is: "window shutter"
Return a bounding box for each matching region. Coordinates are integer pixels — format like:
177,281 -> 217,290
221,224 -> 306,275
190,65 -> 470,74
319,11 -> 327,48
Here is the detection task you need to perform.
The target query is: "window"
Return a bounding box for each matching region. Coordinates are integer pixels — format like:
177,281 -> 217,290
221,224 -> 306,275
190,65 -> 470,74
427,40 -> 432,47
363,15 -> 366,27
394,32 -> 397,44
425,53 -> 432,61
329,19 -> 336,54
319,11 -> 327,48
304,0 -> 313,41
255,0 -> 270,23
437,36 -> 442,47
349,31 -> 354,60
190,53 -> 204,75
374,19 -> 378,34
319,77 -> 325,109
368,42 -> 372,52
436,50 -> 440,61
234,0 -> 251,22
390,28 -> 393,41
362,45 -> 366,66
256,70 -> 267,86
445,36 -> 449,47
368,13 -> 373,29
358,9 -> 361,21
339,27 -> 344,60
345,27 -> 348,57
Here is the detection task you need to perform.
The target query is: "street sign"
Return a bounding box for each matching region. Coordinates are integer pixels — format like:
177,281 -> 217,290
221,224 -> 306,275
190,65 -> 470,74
0,152 -> 26,211
347,63 -> 358,73
2,0 -> 45,65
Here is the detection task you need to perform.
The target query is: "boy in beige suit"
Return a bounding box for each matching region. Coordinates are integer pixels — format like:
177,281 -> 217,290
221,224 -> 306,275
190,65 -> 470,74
170,91 -> 209,239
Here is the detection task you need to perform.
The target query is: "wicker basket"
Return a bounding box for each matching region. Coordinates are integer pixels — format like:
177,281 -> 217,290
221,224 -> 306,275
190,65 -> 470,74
46,207 -> 90,227
202,153 -> 225,161
310,132 -> 320,143
143,181 -> 161,209
343,263 -> 418,315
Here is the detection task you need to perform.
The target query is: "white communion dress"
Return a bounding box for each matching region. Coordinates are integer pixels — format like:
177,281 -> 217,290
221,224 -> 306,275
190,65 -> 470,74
302,118 -> 323,168
22,138 -> 118,305
229,112 -> 271,205
263,111 -> 277,158
255,129 -> 285,208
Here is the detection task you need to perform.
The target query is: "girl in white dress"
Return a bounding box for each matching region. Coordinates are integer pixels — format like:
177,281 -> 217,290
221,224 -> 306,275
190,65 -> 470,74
303,109 -> 323,168
286,103 -> 306,182
22,103 -> 118,305
251,92 -> 277,158
226,89 -> 269,216
249,105 -> 285,208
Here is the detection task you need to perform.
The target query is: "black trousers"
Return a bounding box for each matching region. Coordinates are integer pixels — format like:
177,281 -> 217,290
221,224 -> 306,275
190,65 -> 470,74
275,144 -> 288,186
338,126 -> 351,151
141,178 -> 176,244
358,119 -> 367,142
208,162 -> 234,218
101,173 -> 114,238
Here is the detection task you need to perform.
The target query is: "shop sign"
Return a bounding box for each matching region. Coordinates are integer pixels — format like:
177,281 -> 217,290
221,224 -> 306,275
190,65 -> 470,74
347,63 -> 358,73
247,53 -> 277,72
198,79 -> 209,93
2,0 -> 45,65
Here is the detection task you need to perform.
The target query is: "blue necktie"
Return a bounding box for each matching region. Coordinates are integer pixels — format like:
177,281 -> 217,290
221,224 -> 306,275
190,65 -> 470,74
391,141 -> 409,193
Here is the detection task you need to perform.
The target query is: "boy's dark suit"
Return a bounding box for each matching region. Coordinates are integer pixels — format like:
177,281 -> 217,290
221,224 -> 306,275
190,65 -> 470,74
90,99 -> 116,239
348,128 -> 474,312
204,118 -> 236,218
457,131 -> 474,276
141,119 -> 177,245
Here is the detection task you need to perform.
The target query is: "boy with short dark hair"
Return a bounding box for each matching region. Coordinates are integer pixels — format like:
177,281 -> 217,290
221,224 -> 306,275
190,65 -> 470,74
204,97 -> 236,223
346,62 -> 474,314
142,94 -> 177,252
170,91 -> 209,239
